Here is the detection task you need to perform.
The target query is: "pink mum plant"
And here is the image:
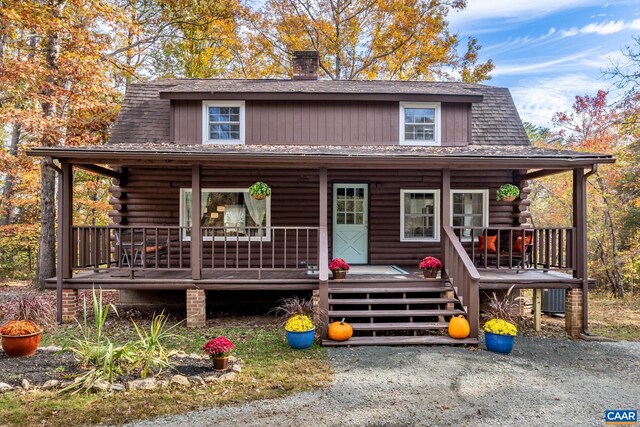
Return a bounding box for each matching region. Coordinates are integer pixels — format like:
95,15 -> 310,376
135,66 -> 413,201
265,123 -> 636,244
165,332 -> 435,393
328,258 -> 350,272
418,256 -> 443,271
203,336 -> 235,358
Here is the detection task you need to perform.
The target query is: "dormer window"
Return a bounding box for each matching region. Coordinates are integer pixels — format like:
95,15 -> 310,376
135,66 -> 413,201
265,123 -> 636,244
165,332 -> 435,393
399,102 -> 441,146
202,101 -> 245,144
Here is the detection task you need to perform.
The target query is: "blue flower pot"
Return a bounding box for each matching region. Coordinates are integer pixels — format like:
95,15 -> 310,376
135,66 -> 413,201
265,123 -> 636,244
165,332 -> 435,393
485,332 -> 515,354
286,329 -> 316,350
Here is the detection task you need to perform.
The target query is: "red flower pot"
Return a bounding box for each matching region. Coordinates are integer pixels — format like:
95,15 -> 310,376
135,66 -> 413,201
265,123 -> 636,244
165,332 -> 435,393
1,330 -> 42,357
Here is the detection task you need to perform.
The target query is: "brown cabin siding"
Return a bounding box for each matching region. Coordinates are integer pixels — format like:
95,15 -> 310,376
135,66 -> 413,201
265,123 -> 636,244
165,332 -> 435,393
112,167 -> 515,266
172,100 -> 470,146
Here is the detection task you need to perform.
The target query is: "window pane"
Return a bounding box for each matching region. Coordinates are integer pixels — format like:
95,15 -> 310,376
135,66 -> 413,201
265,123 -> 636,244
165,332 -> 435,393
210,124 -> 240,140
452,192 -> 485,231
405,124 -> 435,141
404,108 -> 435,124
209,107 -> 240,123
403,192 -> 435,239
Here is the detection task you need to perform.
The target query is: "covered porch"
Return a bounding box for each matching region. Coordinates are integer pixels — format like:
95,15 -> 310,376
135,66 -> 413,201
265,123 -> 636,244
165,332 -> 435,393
30,144 -> 614,340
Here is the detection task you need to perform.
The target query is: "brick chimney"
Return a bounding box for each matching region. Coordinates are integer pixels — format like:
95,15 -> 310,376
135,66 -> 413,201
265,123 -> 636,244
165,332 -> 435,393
292,51 -> 319,80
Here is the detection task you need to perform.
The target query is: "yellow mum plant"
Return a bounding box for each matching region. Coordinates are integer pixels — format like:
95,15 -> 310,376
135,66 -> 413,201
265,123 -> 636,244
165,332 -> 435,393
285,314 -> 315,332
483,319 -> 517,336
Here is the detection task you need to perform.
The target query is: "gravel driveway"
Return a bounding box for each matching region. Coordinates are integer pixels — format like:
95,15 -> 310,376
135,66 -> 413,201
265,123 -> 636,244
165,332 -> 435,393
128,336 -> 640,427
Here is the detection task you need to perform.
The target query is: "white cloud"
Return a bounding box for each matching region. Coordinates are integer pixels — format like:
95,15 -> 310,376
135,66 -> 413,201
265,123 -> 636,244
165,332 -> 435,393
510,74 -> 608,126
448,0 -> 602,27
562,18 -> 640,36
492,50 -> 599,76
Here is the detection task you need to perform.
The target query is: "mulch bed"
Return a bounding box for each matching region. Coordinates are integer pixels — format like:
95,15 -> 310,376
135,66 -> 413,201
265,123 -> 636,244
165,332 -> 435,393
0,348 -> 222,387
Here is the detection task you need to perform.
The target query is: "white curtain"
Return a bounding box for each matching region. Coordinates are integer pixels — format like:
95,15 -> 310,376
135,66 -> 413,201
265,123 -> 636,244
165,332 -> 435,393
244,192 -> 266,227
224,205 -> 246,235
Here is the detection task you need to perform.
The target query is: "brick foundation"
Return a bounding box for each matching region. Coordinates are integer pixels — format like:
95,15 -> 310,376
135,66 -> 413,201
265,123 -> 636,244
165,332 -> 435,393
61,289 -> 78,323
565,288 -> 584,337
186,289 -> 206,328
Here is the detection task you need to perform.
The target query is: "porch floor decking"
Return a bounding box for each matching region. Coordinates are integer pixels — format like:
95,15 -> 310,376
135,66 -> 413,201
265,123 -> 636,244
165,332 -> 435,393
46,266 -> 583,291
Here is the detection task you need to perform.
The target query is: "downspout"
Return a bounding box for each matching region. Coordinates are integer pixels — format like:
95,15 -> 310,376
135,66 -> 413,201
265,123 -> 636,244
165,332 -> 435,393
46,159 -> 64,324
581,164 -> 598,335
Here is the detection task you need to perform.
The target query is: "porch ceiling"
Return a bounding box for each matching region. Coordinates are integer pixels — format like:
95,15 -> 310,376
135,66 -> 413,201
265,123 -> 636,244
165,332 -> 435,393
28,143 -> 614,169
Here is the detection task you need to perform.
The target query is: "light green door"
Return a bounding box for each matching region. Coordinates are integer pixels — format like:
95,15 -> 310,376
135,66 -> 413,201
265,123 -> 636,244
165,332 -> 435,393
333,184 -> 368,264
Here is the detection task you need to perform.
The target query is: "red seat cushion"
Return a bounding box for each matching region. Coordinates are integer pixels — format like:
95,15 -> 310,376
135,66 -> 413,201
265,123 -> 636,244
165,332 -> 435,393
477,235 -> 497,252
513,236 -> 532,253
145,245 -> 167,254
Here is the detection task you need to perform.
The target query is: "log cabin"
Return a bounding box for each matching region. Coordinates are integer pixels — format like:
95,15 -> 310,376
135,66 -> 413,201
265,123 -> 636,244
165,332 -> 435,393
29,51 -> 614,345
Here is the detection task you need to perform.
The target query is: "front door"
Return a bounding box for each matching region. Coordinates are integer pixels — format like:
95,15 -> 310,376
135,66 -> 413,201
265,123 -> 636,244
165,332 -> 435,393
332,183 -> 368,264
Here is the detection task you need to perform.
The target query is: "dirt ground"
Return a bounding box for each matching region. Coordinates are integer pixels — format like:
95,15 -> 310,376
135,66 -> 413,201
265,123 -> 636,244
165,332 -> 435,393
127,337 -> 640,427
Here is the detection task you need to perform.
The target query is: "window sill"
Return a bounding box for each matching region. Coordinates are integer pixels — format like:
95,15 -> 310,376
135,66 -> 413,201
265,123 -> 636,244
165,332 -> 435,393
203,140 -> 244,145
399,140 -> 440,146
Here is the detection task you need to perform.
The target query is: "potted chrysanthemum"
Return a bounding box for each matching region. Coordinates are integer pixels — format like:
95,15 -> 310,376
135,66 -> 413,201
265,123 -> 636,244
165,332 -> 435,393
0,293 -> 52,357
273,297 -> 316,350
418,256 -> 443,278
203,336 -> 235,370
329,258 -> 350,280
482,286 -> 523,355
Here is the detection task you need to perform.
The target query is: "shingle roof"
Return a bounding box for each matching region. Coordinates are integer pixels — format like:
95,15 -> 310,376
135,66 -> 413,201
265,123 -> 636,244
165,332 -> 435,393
109,79 -> 529,146
159,79 -> 482,96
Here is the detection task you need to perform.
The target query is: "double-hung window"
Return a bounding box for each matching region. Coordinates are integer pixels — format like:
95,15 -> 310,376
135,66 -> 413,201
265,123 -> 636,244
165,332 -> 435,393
451,190 -> 489,240
400,102 -> 441,146
180,188 -> 270,240
400,190 -> 440,241
202,101 -> 244,144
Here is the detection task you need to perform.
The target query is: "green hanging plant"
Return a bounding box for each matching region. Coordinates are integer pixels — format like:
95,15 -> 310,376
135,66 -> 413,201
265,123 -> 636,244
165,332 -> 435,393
249,181 -> 271,200
496,184 -> 520,202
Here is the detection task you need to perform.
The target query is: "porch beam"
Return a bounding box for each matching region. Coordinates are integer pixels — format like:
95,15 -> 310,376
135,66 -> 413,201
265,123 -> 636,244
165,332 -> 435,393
191,165 -> 202,280
318,168 -> 329,338
440,169 -> 451,262
572,167 -> 588,335
61,163 -> 73,280
75,163 -> 125,181
518,168 -> 571,181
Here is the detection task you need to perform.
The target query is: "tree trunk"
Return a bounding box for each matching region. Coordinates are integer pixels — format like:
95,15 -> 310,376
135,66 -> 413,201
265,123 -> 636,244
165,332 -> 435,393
595,174 -> 625,298
0,123 -> 20,225
36,0 -> 67,290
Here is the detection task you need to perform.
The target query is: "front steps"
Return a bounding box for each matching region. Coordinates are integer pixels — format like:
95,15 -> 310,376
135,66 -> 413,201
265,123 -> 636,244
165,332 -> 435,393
322,279 -> 478,346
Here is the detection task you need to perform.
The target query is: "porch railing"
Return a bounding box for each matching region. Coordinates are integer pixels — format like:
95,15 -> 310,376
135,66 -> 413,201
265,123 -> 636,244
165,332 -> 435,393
70,226 -> 320,276
451,226 -> 576,271
443,226 -> 480,338
71,226 -> 191,271
199,226 -> 319,270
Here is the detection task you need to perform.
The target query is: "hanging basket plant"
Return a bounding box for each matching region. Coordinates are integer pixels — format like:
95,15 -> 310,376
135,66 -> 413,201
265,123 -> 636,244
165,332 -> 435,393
496,184 -> 520,202
249,181 -> 271,200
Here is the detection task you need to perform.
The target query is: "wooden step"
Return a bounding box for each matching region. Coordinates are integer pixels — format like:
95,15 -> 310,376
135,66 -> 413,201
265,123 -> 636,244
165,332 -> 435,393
329,309 -> 465,317
329,286 -> 451,294
328,297 -> 457,305
350,322 -> 449,331
322,336 -> 478,346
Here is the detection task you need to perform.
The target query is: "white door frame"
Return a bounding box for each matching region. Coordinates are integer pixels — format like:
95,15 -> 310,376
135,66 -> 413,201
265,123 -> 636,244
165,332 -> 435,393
332,183 -> 368,264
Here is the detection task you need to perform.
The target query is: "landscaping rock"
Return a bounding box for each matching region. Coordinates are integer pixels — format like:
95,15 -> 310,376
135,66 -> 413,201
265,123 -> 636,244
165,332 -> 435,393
189,376 -> 205,386
126,378 -> 157,391
218,372 -> 237,383
0,383 -> 14,393
93,380 -> 110,392
156,380 -> 168,388
203,375 -> 219,384
42,380 -> 60,390
231,363 -> 242,373
170,375 -> 191,387
21,379 -> 31,390
110,383 -> 125,392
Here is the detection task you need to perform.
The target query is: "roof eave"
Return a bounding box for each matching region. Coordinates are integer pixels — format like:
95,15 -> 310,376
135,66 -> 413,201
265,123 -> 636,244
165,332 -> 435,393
158,92 -> 484,103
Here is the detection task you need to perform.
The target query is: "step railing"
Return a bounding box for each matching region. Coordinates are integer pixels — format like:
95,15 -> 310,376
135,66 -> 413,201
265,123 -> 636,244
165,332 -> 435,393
451,226 -> 575,271
443,225 -> 480,338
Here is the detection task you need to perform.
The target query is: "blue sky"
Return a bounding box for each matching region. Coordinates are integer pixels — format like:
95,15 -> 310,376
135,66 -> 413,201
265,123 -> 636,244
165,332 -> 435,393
448,0 -> 640,127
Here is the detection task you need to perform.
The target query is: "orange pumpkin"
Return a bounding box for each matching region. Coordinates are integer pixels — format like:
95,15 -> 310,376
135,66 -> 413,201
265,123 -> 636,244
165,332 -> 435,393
448,315 -> 470,339
328,318 -> 353,341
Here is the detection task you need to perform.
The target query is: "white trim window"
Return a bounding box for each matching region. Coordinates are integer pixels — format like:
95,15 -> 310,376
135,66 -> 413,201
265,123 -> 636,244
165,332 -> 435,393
399,102 -> 441,146
180,188 -> 270,241
202,101 -> 245,145
400,189 -> 440,242
451,190 -> 489,240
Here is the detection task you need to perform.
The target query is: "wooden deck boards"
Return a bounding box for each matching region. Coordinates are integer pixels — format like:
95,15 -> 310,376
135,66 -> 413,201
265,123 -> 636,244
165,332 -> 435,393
322,336 -> 479,346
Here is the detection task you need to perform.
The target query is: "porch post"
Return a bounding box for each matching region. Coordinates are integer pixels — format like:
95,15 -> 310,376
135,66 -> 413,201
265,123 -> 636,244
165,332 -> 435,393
191,165 -> 201,280
59,162 -> 76,323
440,169 -> 451,262
568,167 -> 588,336
318,168 -> 329,338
